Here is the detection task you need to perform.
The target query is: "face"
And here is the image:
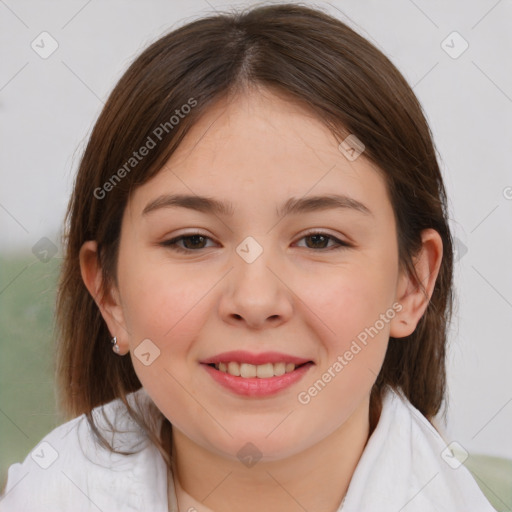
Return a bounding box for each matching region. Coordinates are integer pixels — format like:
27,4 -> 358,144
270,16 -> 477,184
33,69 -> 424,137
107,87 -> 407,462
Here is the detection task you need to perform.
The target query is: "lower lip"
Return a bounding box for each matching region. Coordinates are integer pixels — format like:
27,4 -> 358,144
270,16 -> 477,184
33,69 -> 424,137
201,362 -> 313,397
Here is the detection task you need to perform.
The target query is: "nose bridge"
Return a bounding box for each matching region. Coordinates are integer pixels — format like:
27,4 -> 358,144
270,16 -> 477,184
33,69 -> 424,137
233,235 -> 279,294
219,235 -> 293,327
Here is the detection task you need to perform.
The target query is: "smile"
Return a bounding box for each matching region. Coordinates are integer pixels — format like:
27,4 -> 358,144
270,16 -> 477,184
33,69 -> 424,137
212,361 -> 299,378
202,360 -> 314,397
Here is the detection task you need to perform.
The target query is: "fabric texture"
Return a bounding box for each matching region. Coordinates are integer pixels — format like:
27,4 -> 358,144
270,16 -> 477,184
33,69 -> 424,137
0,386 -> 496,511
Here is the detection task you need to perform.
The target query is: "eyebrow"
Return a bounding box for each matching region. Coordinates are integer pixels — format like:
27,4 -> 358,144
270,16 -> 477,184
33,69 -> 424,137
142,193 -> 372,218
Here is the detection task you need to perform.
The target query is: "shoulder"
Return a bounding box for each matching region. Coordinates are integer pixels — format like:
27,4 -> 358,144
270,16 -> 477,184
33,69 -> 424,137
0,388 -> 168,512
342,387 -> 497,511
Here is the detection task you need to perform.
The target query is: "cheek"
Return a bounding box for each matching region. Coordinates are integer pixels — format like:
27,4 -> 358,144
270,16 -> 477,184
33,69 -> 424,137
296,256 -> 398,415
119,259 -> 213,427
120,254 -> 207,343
293,266 -> 394,429
304,261 -> 397,344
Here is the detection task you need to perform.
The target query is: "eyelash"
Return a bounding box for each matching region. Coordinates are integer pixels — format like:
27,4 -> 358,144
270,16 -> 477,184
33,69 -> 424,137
160,231 -> 351,254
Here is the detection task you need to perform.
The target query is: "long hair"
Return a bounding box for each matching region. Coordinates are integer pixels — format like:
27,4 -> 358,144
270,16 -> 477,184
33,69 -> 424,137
56,3 -> 453,467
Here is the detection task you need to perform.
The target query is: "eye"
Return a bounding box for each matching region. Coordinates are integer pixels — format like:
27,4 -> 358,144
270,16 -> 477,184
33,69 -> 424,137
294,231 -> 351,251
160,234 -> 217,253
161,231 -> 350,254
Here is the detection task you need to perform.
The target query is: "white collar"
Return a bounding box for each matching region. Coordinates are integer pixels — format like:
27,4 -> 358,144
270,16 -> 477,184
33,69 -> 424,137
4,386 -> 492,511
341,387 -> 495,511
150,386 -> 493,511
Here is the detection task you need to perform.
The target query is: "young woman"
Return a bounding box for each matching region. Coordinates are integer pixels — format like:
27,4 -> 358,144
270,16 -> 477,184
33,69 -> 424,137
0,3 -> 496,511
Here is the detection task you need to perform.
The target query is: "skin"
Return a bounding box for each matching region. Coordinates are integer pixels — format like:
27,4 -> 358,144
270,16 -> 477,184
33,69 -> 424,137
80,86 -> 443,512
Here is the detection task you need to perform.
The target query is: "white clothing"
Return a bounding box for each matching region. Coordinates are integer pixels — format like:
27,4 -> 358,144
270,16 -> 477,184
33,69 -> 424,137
0,386 -> 496,511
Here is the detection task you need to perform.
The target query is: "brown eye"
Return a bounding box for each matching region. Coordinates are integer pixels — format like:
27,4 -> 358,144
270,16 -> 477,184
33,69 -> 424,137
161,234 -> 215,253
180,235 -> 208,249
304,234 -> 331,249
296,232 -> 350,251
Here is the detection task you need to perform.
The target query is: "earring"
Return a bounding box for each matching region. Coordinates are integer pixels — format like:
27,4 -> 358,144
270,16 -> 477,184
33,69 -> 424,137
111,336 -> 121,354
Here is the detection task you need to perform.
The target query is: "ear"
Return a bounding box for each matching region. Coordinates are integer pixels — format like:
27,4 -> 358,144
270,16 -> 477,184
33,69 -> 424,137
79,241 -> 130,355
390,228 -> 443,338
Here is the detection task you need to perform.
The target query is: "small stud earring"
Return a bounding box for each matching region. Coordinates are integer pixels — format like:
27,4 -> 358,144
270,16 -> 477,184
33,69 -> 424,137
111,336 -> 121,354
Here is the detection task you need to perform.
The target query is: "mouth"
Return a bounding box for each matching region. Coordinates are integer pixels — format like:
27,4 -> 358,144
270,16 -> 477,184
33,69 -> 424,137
200,351 -> 314,397
206,361 -> 311,379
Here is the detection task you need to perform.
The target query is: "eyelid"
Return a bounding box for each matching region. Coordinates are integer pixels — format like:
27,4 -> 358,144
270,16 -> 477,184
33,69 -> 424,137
159,229 -> 214,243
159,230 -> 218,249
298,228 -> 349,242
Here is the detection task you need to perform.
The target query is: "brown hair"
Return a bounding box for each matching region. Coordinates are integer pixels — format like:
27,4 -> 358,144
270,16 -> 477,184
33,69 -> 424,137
56,3 -> 453,466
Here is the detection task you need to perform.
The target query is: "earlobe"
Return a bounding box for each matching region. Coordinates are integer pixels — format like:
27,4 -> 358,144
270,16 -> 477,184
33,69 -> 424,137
79,241 -> 129,354
390,229 -> 443,339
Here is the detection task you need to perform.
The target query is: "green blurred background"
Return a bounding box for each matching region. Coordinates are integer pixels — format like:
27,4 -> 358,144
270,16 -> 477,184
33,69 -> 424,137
0,253 -> 65,490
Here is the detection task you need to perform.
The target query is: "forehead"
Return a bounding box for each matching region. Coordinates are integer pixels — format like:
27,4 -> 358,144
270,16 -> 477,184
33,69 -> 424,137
166,87 -> 351,176
128,88 -> 392,222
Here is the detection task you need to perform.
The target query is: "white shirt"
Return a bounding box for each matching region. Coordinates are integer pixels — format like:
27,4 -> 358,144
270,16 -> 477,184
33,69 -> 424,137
0,386 -> 496,511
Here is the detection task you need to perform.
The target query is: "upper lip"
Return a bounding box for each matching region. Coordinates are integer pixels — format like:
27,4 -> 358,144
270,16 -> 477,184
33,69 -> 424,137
200,351 -> 312,366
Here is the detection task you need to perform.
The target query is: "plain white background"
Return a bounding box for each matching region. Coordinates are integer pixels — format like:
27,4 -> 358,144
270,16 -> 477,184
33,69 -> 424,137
0,0 -> 511,460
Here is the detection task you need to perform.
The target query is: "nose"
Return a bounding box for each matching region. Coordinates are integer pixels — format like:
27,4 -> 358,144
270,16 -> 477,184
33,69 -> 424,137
218,240 -> 293,330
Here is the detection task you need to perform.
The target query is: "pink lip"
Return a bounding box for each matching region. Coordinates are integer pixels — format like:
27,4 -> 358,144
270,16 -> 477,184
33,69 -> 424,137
201,361 -> 314,397
200,350 -> 311,365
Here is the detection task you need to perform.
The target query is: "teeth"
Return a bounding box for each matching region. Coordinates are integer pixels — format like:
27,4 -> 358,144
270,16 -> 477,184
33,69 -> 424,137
240,363 -> 256,378
227,361 -> 240,376
214,361 -> 298,378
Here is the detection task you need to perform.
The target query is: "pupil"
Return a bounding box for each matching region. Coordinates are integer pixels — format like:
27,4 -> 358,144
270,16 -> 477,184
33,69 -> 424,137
185,235 -> 205,249
308,234 -> 327,248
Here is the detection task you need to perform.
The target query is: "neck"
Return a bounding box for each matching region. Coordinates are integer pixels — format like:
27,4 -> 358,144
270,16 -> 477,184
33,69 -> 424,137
169,397 -> 370,512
